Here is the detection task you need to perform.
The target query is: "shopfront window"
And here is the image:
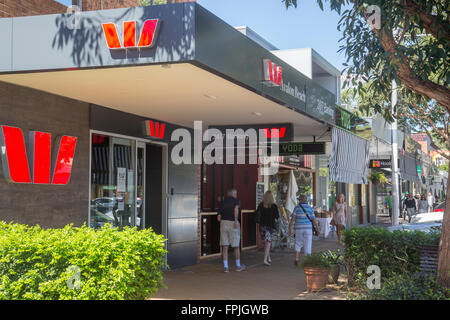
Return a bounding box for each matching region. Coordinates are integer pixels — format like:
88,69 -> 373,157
90,134 -> 141,229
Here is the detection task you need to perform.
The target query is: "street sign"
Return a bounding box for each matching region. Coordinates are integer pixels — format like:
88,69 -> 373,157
279,142 -> 325,156
369,159 -> 392,168
417,165 -> 421,174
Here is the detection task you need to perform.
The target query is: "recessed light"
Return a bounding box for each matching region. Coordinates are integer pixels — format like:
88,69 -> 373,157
204,94 -> 217,100
252,112 -> 262,116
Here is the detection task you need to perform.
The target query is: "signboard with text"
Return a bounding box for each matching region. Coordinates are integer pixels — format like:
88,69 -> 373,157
279,142 -> 326,156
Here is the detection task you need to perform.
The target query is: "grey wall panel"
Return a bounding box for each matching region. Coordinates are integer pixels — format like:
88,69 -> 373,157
167,241 -> 198,268
168,143 -> 199,194
7,3 -> 195,72
0,19 -> 12,72
167,217 -> 197,243
168,193 -> 198,219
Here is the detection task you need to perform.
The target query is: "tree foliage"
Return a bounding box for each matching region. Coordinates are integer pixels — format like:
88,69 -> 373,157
283,0 -> 449,112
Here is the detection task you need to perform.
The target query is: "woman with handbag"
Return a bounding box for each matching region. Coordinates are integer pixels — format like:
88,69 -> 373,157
288,194 -> 320,266
332,193 -> 347,244
255,191 -> 279,266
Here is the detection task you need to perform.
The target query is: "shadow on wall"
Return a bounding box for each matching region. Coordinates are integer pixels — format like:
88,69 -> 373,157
51,3 -> 195,67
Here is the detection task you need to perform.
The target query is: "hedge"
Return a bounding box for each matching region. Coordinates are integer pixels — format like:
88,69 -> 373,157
342,226 -> 441,286
357,273 -> 449,300
0,222 -> 167,300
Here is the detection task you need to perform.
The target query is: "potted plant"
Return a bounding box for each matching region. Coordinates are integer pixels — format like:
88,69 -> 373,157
369,171 -> 387,186
324,250 -> 344,284
300,252 -> 331,292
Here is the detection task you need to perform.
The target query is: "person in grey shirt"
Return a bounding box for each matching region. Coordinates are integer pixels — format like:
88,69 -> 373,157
418,194 -> 428,214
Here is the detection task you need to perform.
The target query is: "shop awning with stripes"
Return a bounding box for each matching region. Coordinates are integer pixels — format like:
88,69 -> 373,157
329,127 -> 370,184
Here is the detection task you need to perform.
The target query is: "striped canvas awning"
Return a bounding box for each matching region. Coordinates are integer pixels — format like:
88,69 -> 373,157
329,127 -> 370,184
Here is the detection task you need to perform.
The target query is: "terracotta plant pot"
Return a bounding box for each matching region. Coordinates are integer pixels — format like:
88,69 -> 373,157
303,267 -> 330,292
328,264 -> 340,284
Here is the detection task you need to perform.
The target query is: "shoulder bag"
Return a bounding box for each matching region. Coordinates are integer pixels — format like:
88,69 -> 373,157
299,204 -> 319,236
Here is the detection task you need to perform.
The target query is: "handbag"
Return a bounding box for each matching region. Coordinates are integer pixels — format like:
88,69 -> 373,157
330,218 -> 336,226
299,204 -> 319,236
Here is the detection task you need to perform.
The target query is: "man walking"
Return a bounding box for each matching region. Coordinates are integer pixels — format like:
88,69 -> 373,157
217,188 -> 246,273
403,193 -> 417,223
427,192 -> 434,213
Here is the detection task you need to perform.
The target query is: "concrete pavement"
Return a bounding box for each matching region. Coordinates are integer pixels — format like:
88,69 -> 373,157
152,236 -> 347,300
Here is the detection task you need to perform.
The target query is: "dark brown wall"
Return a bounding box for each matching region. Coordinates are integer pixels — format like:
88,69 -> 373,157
0,0 -> 67,18
0,81 -> 90,228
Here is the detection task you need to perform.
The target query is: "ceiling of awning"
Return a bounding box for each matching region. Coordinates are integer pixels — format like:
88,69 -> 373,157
0,63 -> 331,141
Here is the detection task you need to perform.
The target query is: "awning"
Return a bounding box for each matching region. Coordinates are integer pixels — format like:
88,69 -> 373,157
329,127 -> 370,184
399,151 -> 420,182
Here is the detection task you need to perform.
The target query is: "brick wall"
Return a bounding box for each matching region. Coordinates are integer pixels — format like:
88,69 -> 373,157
0,81 -> 90,228
0,0 -> 67,18
73,0 -> 196,11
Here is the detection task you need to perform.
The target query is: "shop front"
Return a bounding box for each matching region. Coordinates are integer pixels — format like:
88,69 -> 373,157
0,2 -> 336,267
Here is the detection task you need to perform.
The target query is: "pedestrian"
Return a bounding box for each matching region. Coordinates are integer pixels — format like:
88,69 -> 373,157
403,193 -> 417,223
288,194 -> 320,266
418,194 -> 428,214
427,192 -> 434,212
255,190 -> 279,266
332,193 -> 347,243
385,191 -> 393,222
217,188 -> 246,272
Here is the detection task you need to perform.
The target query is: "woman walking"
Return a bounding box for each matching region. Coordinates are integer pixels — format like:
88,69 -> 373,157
255,191 -> 279,266
288,195 -> 320,266
332,193 -> 347,244
418,194 -> 428,214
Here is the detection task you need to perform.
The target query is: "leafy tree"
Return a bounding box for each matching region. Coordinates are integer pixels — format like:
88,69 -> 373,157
282,0 -> 449,287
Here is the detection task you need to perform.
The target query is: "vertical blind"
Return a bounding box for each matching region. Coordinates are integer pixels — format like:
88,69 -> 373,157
329,127 -> 370,184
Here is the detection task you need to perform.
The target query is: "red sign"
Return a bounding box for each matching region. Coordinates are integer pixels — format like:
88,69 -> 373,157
144,120 -> 165,139
262,59 -> 283,87
0,125 -> 77,185
102,19 -> 161,49
263,127 -> 287,139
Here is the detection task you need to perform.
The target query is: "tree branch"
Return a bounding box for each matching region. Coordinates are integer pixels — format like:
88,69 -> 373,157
379,30 -> 450,112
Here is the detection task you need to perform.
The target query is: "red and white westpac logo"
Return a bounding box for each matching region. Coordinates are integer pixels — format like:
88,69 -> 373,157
144,120 -> 165,139
263,127 -> 286,139
102,19 -> 161,49
262,59 -> 283,87
0,125 -> 77,185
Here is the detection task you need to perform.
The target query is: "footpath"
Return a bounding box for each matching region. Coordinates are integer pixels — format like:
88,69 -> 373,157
152,236 -> 347,300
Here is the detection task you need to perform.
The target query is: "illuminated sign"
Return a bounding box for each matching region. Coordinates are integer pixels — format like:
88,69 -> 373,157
369,159 -> 391,168
0,125 -> 77,185
210,123 -> 293,143
102,19 -> 161,49
144,120 -> 166,139
262,59 -> 282,87
279,142 -> 326,156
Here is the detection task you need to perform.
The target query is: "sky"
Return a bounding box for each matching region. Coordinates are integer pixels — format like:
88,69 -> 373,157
197,0 -> 347,71
56,0 -> 347,71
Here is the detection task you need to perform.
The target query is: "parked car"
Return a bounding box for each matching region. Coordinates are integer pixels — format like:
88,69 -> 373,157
433,202 -> 445,212
387,222 -> 441,233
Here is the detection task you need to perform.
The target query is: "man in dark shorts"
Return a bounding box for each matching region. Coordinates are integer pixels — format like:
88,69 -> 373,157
217,188 -> 246,273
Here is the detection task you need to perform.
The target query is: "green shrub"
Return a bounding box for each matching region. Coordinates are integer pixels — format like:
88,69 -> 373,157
356,273 -> 449,300
0,222 -> 167,300
300,252 -> 332,270
343,227 -> 441,286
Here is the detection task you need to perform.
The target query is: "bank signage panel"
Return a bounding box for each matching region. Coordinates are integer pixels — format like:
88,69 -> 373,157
143,120 -> 166,140
0,125 -> 77,185
209,123 -> 294,143
102,19 -> 161,49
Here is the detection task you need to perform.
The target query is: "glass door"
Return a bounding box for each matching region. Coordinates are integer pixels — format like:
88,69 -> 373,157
136,142 -> 146,230
111,137 -> 136,229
